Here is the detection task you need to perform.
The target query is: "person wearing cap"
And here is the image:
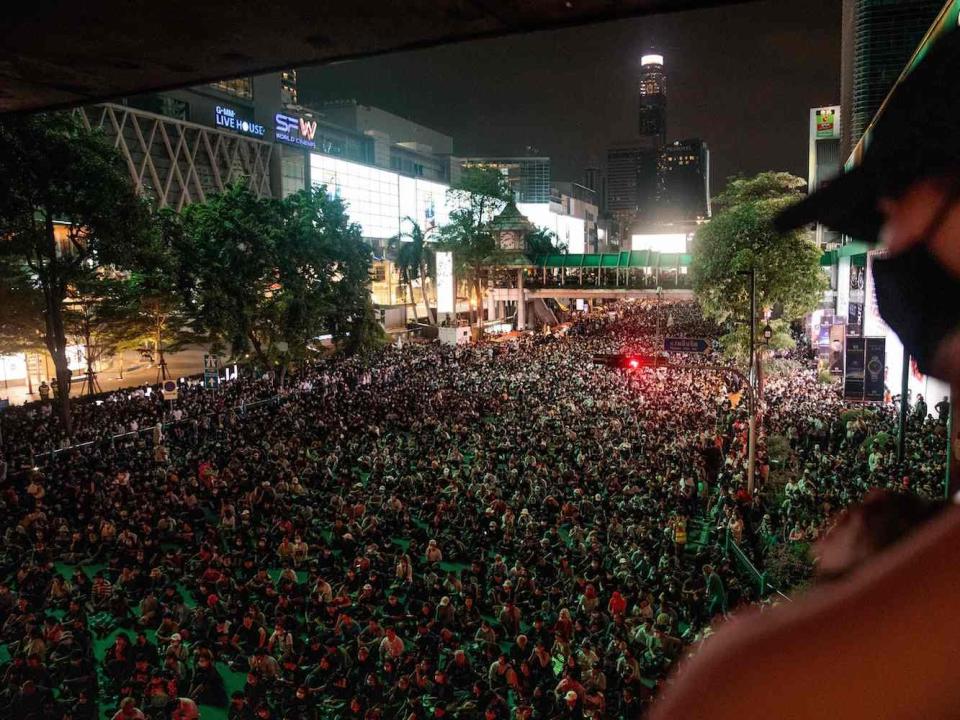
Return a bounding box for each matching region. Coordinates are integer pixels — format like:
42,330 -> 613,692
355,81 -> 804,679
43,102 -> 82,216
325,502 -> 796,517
653,29 -> 960,720
555,688 -> 585,719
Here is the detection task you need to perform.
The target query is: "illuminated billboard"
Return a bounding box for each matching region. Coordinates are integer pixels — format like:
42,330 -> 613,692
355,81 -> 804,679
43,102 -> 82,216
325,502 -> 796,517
311,154 -> 453,240
275,112 -> 318,149
214,105 -> 266,138
812,106 -> 841,141
436,251 -> 455,315
311,155 -> 403,239
630,233 -> 689,254
517,203 -> 587,254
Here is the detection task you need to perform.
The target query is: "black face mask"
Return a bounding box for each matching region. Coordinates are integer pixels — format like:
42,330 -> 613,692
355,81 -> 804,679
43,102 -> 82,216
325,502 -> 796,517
873,242 -> 960,375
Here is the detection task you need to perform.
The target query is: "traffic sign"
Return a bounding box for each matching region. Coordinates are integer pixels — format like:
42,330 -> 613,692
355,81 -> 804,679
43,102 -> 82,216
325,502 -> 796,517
203,354 -> 220,389
664,337 -> 709,353
161,380 -> 178,400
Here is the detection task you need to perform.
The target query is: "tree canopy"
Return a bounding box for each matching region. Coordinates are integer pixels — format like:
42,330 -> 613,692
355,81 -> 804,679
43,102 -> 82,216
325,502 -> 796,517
177,183 -> 382,366
437,166 -> 511,323
691,172 -> 826,357
0,112 -> 153,432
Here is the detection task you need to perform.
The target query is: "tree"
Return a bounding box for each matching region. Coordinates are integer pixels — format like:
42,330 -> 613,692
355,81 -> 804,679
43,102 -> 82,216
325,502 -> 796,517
0,113 -> 153,434
179,184 -> 381,370
526,227 -> 567,256
105,209 -> 203,381
691,172 -> 826,360
388,219 -> 436,325
437,167 -> 511,325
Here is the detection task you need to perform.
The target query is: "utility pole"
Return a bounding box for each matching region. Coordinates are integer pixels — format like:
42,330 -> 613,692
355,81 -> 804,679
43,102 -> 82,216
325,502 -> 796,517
747,269 -> 758,494
897,354 -> 910,463
656,285 -> 663,350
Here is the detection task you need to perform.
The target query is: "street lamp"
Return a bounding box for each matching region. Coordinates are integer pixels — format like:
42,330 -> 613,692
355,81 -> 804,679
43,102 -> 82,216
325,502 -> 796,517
762,324 -> 773,343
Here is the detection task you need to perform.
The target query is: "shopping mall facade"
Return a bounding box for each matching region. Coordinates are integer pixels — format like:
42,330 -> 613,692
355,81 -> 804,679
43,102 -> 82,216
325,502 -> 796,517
75,72 -> 599,326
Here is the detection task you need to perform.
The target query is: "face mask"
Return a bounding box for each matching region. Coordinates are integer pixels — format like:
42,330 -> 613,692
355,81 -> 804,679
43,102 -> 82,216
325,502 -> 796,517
873,243 -> 960,375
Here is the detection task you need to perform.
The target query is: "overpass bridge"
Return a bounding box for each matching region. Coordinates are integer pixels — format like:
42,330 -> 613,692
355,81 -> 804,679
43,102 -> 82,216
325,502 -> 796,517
485,287 -> 695,330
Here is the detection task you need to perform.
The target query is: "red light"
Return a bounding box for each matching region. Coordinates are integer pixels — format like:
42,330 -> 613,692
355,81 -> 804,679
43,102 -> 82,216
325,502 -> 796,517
628,358 -> 640,369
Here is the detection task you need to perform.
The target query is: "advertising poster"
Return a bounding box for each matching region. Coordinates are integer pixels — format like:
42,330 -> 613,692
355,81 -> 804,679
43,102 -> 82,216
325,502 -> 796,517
435,251 -> 455,316
828,323 -> 846,376
844,337 -> 866,401
848,263 -> 865,337
864,337 -> 886,402
815,107 -> 840,139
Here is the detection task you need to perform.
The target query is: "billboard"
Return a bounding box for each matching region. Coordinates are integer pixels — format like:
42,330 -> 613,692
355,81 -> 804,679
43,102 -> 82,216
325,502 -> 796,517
844,336 -> 866,401
828,322 -> 846,376
813,106 -> 840,140
629,233 -> 689,254
864,337 -> 886,402
848,262 -> 865,336
436,251 -> 455,316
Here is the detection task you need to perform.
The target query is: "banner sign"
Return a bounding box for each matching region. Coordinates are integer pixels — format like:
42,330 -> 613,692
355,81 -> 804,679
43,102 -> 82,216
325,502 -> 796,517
863,337 -> 886,402
848,263 -> 865,336
435,251 -> 455,316
844,337 -> 866,401
828,322 -> 846,376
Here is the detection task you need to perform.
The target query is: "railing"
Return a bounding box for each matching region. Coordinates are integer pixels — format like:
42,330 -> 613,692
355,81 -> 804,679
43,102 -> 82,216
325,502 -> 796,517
723,528 -> 792,601
12,394 -> 286,475
724,529 -> 769,596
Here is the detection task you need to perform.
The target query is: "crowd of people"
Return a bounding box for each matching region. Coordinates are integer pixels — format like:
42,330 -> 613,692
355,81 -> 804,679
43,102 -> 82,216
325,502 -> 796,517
0,300 -> 947,720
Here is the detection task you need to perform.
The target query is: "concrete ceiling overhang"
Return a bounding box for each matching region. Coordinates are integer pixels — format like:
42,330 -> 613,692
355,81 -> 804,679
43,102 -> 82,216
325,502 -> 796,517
0,0 -> 758,114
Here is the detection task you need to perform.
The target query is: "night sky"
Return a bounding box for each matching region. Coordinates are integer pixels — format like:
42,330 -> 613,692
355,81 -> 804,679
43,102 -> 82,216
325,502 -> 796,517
298,0 -> 841,192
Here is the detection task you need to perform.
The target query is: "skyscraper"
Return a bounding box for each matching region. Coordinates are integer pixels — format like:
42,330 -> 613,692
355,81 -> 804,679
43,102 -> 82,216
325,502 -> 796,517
840,0 -> 941,156
605,143 -> 659,215
638,54 -> 667,146
807,107 -> 843,249
658,139 -> 711,222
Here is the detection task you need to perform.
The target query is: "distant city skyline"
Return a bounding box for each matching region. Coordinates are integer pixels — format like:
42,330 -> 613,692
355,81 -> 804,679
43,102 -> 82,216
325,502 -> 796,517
299,0 -> 841,191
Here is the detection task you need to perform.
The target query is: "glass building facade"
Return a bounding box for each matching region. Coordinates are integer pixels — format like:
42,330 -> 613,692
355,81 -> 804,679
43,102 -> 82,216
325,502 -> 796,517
309,154 -> 452,240
844,0 -> 942,152
458,158 -> 551,204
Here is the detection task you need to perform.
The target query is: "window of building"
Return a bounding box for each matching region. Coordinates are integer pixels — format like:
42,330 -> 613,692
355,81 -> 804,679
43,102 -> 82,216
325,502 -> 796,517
209,78 -> 254,100
281,70 -> 298,105
281,151 -> 306,198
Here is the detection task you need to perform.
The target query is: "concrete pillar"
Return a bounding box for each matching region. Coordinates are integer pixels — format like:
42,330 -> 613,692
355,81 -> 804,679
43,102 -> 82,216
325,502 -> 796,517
486,291 -> 496,323
517,269 -> 526,330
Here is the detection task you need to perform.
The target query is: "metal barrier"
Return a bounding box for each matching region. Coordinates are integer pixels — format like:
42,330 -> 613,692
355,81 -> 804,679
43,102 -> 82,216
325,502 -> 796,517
16,394 -> 286,474
724,528 -> 769,597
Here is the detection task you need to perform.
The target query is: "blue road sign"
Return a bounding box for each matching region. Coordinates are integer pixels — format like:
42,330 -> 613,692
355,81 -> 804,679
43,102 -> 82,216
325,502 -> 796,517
664,337 -> 709,353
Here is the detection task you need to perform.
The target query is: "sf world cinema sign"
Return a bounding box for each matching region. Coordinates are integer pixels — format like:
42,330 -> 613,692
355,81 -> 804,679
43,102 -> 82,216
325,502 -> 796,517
275,113 -> 318,149
214,105 -> 266,138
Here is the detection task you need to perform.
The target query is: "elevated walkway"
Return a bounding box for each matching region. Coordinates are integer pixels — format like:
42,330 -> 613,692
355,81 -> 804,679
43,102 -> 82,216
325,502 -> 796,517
489,287 -> 694,301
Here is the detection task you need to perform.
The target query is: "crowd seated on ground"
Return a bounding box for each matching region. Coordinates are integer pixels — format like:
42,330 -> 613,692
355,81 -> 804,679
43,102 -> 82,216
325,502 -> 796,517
0,300 -> 946,719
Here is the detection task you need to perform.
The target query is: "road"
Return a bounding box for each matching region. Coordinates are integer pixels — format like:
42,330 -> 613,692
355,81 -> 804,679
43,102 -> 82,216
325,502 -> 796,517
1,346 -> 211,406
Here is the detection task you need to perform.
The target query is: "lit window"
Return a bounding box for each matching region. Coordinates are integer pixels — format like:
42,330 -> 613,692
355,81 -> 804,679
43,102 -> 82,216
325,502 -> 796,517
209,78 -> 254,100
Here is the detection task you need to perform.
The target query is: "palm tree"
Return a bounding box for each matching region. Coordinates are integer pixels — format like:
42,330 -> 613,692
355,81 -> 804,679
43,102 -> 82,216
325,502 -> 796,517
388,219 -> 436,325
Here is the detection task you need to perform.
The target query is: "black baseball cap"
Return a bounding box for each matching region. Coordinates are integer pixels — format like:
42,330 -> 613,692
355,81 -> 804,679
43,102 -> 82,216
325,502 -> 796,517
776,29 -> 960,241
